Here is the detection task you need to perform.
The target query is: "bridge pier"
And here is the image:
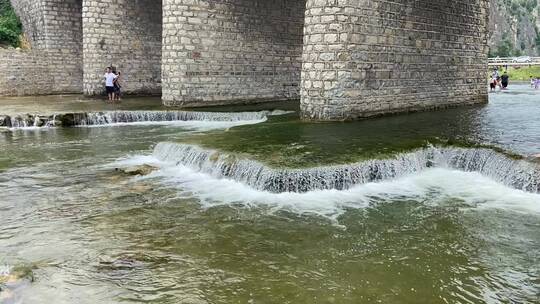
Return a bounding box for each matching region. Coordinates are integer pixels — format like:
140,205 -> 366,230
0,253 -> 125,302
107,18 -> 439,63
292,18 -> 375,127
300,0 -> 490,120
82,0 -> 162,96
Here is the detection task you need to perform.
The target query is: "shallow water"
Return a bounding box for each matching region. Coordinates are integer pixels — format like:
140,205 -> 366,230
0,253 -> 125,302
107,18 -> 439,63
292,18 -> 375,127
0,85 -> 539,303
186,85 -> 540,167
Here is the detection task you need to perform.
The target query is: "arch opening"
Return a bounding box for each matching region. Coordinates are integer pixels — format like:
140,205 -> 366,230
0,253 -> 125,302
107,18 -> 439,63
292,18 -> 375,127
83,0 -> 163,96
161,0 -> 307,106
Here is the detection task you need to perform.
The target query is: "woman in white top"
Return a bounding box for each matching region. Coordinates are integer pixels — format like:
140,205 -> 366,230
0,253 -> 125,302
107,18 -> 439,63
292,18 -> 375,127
104,67 -> 118,102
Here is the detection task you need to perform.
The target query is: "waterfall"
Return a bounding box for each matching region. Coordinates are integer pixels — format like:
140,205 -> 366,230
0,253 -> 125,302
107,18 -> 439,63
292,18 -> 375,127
434,149 -> 540,193
45,115 -> 57,127
152,143 -> 540,194
8,114 -> 48,128
2,110 -> 293,129
75,110 -> 282,126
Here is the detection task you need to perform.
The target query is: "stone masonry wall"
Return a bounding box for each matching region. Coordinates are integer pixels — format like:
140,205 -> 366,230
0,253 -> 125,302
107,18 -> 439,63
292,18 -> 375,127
301,0 -> 490,120
1,0 -> 83,96
162,0 -> 306,106
42,0 -> 83,93
83,0 -> 162,96
0,49 -> 55,96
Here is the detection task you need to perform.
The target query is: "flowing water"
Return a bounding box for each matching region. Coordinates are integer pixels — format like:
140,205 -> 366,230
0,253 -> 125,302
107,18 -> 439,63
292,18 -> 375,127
0,85 -> 539,303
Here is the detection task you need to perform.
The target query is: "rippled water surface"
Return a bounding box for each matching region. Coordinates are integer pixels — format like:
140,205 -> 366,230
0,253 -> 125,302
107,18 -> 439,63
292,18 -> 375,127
0,85 -> 539,303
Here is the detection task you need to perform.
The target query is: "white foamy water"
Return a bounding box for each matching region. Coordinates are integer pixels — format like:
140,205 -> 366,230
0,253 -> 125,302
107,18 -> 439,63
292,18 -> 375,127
77,110 -> 291,129
80,118 -> 268,131
7,114 -> 58,130
111,151 -> 540,219
5,110 -> 294,130
150,143 -> 540,193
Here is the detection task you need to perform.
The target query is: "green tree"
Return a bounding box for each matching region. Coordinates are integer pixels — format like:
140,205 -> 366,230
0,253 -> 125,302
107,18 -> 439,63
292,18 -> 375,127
0,0 -> 22,47
492,36 -> 515,57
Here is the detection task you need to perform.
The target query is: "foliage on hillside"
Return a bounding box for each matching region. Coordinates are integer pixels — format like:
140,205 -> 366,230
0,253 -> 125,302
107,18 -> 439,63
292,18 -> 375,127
489,0 -> 540,57
0,0 -> 22,47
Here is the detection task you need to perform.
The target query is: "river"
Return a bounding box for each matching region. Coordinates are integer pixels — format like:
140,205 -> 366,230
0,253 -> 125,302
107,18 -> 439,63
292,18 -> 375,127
0,85 -> 539,303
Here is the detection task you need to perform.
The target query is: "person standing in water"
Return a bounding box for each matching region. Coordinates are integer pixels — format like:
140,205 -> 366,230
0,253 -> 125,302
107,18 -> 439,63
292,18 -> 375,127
492,68 -> 499,80
114,71 -> 122,102
104,67 -> 118,102
490,69 -> 499,92
500,71 -> 509,90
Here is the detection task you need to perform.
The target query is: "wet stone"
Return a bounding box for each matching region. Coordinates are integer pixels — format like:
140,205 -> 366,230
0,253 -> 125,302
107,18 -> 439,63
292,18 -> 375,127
97,258 -> 143,271
0,265 -> 35,297
0,116 -> 10,127
527,154 -> 540,163
120,165 -> 159,176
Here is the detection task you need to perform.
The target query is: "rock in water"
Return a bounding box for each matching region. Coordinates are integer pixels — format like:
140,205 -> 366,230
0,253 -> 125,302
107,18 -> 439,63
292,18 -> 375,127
528,154 -> 540,163
122,165 -> 158,176
0,265 -> 35,303
0,116 -> 10,127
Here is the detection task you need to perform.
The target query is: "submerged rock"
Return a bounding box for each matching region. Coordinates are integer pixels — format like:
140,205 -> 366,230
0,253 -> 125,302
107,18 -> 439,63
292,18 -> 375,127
0,265 -> 35,285
0,265 -> 35,304
97,255 -> 144,271
130,184 -> 153,193
0,116 -> 10,127
56,113 -> 76,127
0,265 -> 35,296
527,154 -> 540,163
0,274 -> 19,285
121,165 -> 159,176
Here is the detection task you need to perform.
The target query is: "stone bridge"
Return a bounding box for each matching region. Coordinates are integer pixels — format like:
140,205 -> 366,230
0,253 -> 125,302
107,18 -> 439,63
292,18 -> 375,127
6,0 -> 489,120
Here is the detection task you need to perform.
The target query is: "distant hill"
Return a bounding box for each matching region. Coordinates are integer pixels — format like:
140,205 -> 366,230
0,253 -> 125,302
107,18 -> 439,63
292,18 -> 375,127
489,0 -> 540,57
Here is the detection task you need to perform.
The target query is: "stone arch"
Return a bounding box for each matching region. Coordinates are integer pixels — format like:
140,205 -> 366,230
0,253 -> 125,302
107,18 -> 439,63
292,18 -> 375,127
9,0 -> 83,94
161,0 -> 307,106
82,0 -> 162,96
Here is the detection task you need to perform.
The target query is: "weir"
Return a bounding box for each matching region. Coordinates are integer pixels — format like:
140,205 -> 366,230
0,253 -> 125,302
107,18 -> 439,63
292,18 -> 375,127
0,110 -> 289,128
75,110 -> 274,126
4,0 -> 490,120
151,142 -> 540,194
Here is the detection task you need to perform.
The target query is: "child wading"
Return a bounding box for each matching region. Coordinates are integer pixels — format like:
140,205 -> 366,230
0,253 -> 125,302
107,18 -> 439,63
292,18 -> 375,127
114,71 -> 122,102
500,71 -> 509,90
104,67 -> 118,102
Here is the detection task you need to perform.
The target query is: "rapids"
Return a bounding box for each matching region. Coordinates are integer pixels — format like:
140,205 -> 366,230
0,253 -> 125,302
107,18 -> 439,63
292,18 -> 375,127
148,142 -> 540,193
2,110 -> 293,129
